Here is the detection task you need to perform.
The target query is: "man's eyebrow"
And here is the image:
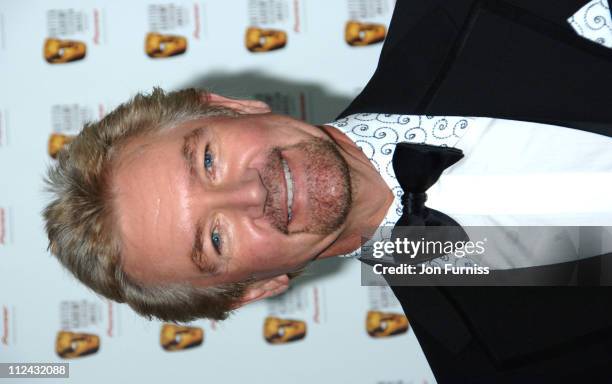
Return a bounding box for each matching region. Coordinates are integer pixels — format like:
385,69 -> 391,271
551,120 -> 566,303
182,127 -> 219,276
191,220 -> 219,275
182,126 -> 205,180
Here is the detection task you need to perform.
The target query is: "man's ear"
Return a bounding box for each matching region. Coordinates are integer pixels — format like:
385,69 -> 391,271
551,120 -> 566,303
232,274 -> 290,309
203,93 -> 271,115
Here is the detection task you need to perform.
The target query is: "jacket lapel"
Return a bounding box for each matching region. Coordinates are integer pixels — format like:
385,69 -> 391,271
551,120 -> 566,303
353,0 -> 612,364
339,0 -> 612,138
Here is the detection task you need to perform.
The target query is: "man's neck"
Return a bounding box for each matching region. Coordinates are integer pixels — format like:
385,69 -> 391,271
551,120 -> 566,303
316,124 -> 394,258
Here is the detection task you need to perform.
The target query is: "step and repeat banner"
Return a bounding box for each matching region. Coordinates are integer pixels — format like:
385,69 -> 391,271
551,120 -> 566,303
0,0 -> 436,383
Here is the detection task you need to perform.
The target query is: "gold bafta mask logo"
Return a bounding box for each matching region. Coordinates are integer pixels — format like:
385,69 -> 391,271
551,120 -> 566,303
160,324 -> 203,351
48,133 -> 75,159
345,21 -> 386,46
366,311 -> 409,338
263,317 -> 306,344
245,27 -> 287,52
145,33 -> 187,58
55,331 -> 100,358
44,38 -> 87,64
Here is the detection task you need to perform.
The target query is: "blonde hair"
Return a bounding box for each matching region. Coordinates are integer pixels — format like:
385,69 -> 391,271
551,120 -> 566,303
43,87 -> 254,322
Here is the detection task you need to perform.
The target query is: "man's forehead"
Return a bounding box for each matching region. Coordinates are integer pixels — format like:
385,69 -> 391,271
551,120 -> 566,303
112,128 -> 196,284
113,119 -> 206,177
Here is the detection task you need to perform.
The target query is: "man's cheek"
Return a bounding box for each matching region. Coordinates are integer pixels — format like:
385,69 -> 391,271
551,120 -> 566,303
239,239 -> 281,261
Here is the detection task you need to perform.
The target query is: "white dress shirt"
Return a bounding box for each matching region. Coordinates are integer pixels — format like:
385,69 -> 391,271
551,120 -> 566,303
568,0 -> 612,48
325,0 -> 612,270
328,114 -> 612,269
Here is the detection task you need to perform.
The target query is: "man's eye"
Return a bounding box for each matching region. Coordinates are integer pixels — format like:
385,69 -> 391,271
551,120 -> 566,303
204,146 -> 214,170
211,230 -> 222,253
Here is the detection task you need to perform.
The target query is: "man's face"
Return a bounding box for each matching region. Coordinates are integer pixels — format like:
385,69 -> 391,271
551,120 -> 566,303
113,113 -> 352,288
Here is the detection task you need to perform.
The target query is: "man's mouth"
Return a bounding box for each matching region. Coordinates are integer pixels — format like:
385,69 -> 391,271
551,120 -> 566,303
261,139 -> 351,236
281,157 -> 294,224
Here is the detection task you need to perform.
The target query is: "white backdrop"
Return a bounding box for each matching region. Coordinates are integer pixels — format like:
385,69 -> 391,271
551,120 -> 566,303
0,0 -> 436,383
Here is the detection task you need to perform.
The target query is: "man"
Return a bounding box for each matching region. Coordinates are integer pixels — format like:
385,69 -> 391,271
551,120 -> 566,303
44,0 -> 612,382
44,88 -> 395,321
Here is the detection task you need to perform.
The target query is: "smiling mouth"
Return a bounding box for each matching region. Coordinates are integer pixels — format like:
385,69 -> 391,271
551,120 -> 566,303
281,157 -> 294,223
261,140 -> 351,236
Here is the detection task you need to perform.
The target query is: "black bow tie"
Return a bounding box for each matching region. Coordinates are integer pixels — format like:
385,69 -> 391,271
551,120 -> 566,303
391,143 -> 469,263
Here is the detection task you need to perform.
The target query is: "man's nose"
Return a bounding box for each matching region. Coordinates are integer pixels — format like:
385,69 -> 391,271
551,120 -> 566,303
215,169 -> 267,217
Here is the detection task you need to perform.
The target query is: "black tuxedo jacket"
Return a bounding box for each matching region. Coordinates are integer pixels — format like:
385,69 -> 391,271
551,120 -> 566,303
339,0 -> 612,382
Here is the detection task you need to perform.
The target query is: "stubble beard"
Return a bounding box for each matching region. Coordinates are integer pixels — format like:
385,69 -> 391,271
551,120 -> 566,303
260,138 -> 352,236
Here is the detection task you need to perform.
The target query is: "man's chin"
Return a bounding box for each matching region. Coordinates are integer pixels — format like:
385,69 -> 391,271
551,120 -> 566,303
262,138 -> 352,236
296,139 -> 352,235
